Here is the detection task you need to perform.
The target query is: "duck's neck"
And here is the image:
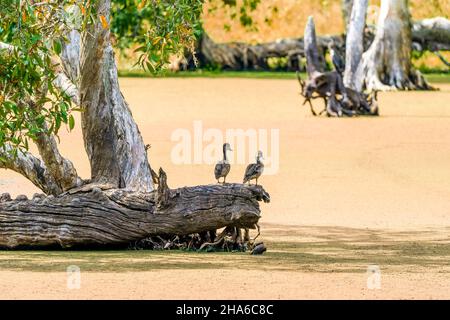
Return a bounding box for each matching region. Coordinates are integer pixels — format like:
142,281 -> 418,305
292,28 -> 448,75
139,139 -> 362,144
256,156 -> 261,164
223,145 -> 227,161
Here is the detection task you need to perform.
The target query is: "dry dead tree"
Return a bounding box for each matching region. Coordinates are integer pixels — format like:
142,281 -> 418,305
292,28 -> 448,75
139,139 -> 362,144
298,17 -> 379,117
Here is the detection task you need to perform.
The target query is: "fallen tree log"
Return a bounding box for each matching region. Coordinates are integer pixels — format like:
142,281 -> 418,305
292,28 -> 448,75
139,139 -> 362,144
180,32 -> 343,72
177,17 -> 450,72
412,17 -> 450,52
0,183 -> 269,249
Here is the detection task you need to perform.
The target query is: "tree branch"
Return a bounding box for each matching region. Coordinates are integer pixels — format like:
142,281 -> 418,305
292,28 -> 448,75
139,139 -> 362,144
34,123 -> 82,193
52,67 -> 80,105
0,145 -> 61,195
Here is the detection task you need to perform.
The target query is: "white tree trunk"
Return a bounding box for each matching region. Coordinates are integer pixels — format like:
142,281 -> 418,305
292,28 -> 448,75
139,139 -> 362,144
360,0 -> 430,91
343,0 -> 368,90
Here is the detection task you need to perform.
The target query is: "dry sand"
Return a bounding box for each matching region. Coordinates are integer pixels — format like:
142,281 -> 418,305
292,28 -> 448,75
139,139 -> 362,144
2,271 -> 449,300
0,78 -> 449,299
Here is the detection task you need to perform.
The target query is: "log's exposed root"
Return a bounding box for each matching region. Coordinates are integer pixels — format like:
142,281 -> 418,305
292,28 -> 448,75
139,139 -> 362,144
130,224 -> 266,254
297,71 -> 379,117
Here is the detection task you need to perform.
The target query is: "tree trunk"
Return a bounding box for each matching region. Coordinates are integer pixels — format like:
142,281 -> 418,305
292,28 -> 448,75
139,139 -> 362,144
79,0 -> 153,192
0,183 -> 269,248
342,0 -> 354,28
304,16 -> 326,77
359,0 -> 432,90
343,0 -> 368,91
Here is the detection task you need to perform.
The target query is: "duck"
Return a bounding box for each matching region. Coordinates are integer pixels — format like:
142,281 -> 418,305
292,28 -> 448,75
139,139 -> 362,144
214,143 -> 232,184
243,151 -> 264,185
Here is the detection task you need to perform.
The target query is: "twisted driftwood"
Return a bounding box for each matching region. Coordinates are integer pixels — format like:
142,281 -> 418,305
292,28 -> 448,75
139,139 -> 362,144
298,17 -> 379,117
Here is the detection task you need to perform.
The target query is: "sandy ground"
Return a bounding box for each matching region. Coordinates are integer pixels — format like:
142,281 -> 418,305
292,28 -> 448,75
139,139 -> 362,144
0,78 -> 449,299
1,271 -> 449,300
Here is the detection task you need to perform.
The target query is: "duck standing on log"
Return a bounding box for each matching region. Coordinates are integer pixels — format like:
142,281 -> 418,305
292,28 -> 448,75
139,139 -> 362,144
214,143 -> 233,184
243,151 -> 264,185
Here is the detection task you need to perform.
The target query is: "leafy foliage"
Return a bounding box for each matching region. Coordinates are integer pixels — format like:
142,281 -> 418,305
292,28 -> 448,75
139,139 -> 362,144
111,0 -> 204,72
0,0 -> 86,157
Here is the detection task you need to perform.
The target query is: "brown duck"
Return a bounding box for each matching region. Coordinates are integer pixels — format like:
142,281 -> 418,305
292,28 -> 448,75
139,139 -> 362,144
214,143 -> 232,184
243,151 -> 264,185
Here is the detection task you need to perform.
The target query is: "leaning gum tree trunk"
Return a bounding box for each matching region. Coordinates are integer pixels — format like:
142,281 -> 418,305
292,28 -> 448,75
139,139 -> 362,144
360,0 -> 431,90
0,0 -> 270,249
79,0 -> 153,192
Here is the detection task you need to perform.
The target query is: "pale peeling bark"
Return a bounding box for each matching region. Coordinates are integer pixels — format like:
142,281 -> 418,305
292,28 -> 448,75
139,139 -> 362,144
0,184 -> 269,248
79,0 -> 153,192
359,0 -> 431,91
52,71 -> 79,105
0,145 -> 61,195
60,29 -> 81,82
343,0 -> 368,90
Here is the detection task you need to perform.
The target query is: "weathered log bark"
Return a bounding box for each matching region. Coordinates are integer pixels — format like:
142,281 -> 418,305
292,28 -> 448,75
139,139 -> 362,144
79,0 -> 153,192
0,183 -> 269,249
359,0 -> 432,90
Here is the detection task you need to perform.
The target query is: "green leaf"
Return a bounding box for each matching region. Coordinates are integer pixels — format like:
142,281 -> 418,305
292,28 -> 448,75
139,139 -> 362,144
53,40 -> 62,55
68,114 -> 75,131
